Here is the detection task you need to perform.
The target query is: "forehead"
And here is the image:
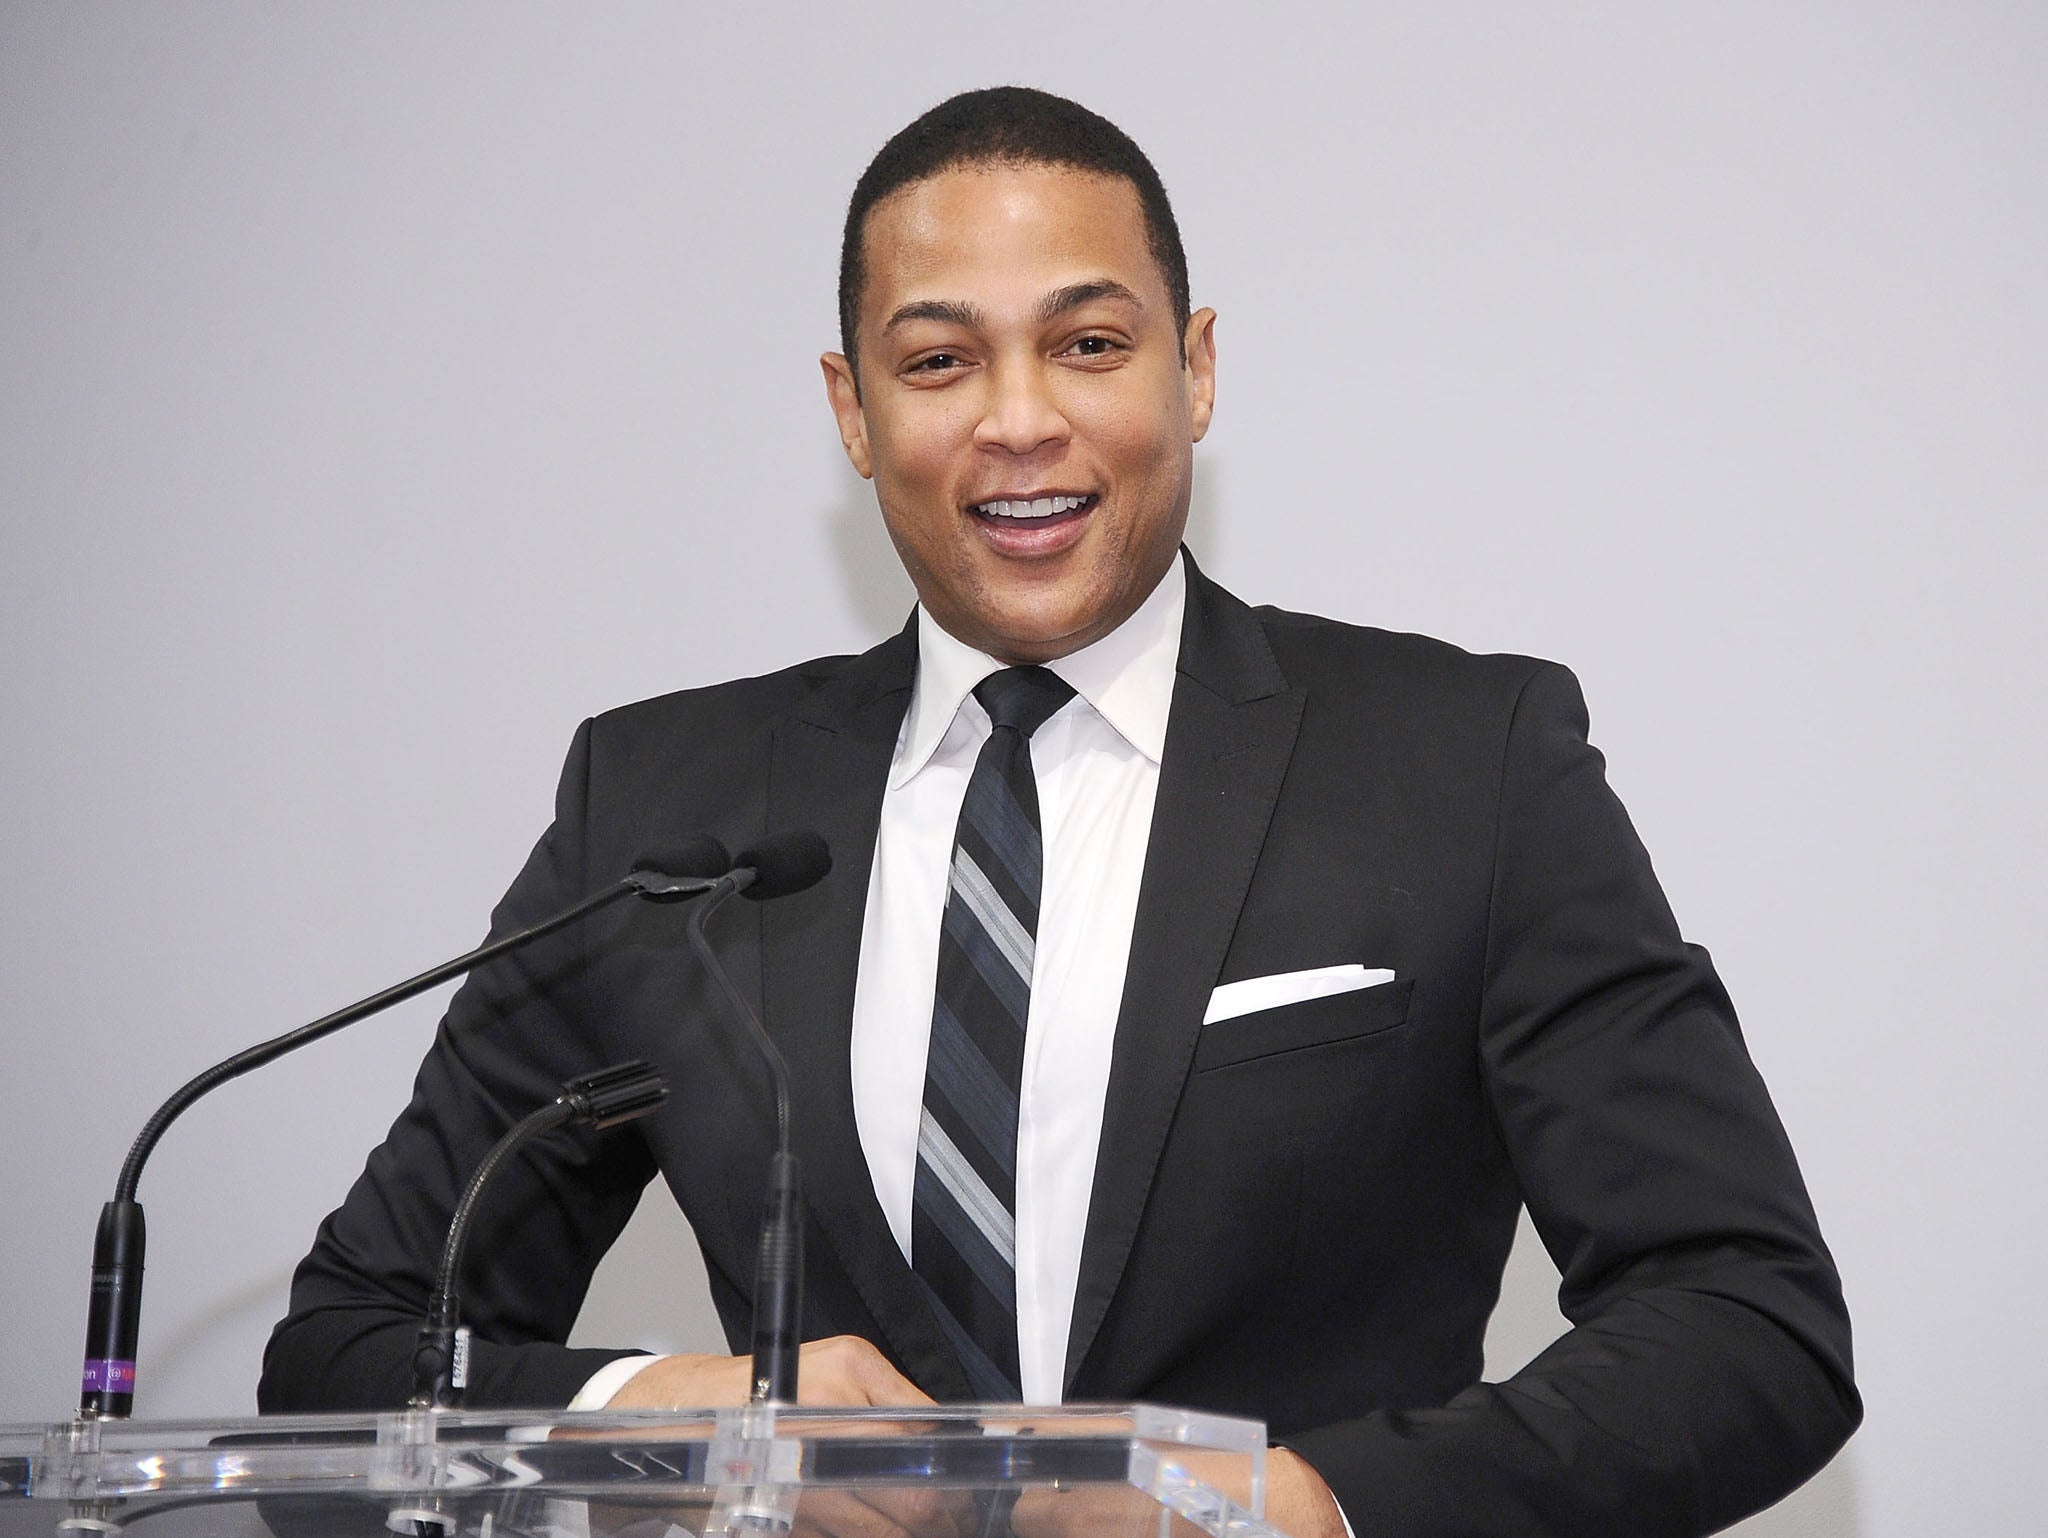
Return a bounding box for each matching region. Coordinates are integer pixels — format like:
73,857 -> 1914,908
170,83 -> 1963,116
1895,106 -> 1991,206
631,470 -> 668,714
856,163 -> 1163,321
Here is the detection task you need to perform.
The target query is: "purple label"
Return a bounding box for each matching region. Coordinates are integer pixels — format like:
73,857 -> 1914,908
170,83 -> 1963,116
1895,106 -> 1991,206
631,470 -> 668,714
81,1359 -> 136,1393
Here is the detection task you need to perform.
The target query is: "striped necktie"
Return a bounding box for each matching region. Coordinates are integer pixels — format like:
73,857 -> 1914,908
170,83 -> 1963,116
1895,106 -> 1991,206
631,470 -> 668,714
911,665 -> 1075,1400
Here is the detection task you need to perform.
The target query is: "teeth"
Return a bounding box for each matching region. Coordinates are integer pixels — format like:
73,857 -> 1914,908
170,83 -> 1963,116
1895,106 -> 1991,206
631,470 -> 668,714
975,495 -> 1089,519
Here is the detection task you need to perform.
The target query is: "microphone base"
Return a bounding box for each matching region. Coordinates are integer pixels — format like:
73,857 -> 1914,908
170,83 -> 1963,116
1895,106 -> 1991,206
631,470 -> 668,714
748,1153 -> 804,1405
80,1200 -> 145,1420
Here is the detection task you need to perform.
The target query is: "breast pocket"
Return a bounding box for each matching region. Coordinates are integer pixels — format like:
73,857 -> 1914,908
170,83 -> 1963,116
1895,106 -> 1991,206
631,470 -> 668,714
1192,977 -> 1416,1072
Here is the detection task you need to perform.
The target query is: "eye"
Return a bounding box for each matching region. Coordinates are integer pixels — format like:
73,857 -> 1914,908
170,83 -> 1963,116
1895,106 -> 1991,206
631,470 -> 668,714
1062,334 -> 1127,361
905,351 -> 968,375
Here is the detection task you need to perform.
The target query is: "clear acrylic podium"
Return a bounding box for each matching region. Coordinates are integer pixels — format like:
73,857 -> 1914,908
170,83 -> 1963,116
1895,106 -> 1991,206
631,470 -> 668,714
0,1403 -> 1288,1538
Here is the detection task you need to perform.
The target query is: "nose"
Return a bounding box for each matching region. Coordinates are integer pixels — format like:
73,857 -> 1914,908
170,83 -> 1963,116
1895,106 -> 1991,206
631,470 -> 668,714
972,359 -> 1070,455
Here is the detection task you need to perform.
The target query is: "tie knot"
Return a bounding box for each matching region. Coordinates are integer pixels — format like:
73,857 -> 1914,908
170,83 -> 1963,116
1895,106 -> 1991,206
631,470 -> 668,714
974,666 -> 1075,738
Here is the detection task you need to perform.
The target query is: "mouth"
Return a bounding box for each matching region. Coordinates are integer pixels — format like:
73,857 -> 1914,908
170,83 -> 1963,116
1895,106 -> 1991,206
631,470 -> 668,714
966,499 -> 1097,548
967,493 -> 1097,526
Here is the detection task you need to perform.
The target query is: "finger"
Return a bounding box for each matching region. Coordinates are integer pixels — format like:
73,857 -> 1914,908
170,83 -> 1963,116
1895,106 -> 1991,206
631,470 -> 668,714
858,1483 -> 977,1538
851,1349 -> 935,1406
1010,1485 -> 1154,1538
794,1336 -> 934,1407
789,1489 -> 927,1538
602,1353 -> 752,1410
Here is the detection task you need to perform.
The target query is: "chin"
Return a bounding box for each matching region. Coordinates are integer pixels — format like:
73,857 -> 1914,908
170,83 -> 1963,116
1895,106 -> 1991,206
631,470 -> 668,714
980,602 -> 1105,662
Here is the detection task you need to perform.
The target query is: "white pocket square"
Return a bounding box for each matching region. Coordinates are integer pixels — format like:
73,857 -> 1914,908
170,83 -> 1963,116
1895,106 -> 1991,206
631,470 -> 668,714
1202,965 -> 1398,1025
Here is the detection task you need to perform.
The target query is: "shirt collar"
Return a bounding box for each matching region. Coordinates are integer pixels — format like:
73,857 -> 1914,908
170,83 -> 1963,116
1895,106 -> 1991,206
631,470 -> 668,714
891,555 -> 1187,788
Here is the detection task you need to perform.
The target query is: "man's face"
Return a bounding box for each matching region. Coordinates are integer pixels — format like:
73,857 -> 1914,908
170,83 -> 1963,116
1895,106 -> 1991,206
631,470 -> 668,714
823,163 -> 1217,664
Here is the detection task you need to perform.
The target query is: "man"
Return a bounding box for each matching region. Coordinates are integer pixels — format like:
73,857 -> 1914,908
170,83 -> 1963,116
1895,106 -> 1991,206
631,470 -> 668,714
263,88 -> 1859,1536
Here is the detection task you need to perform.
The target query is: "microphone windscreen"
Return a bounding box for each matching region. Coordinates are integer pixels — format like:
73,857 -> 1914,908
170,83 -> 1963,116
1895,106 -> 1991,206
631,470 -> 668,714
631,835 -> 733,889
562,1060 -> 669,1129
736,830 -> 832,900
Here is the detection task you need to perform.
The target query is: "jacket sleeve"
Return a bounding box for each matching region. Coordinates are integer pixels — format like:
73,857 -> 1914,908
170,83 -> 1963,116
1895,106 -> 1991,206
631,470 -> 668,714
1285,662 -> 1860,1536
258,718 -> 654,1411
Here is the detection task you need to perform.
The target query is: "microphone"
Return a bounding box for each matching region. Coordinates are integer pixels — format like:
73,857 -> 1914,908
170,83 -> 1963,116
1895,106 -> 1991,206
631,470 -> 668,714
685,830 -> 831,1403
410,1061 -> 669,1409
77,835 -> 729,1418
732,830 -> 833,901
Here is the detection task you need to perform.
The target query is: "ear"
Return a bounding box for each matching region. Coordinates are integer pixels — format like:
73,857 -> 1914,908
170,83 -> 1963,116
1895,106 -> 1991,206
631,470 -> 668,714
820,353 -> 873,479
1183,308 -> 1218,443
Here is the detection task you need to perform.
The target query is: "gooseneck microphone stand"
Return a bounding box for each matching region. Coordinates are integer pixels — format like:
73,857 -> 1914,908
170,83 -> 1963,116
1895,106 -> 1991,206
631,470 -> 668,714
78,841 -> 728,1418
410,1061 -> 669,1408
685,831 -> 831,1404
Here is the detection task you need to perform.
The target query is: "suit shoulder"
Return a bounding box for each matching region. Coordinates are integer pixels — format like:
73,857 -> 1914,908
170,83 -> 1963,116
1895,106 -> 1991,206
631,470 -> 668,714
550,641 -> 908,845
1249,601 -> 1570,711
584,649 -> 876,750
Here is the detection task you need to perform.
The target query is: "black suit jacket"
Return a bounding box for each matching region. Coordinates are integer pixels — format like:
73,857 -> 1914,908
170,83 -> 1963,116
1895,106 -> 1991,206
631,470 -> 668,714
263,556 -> 1858,1536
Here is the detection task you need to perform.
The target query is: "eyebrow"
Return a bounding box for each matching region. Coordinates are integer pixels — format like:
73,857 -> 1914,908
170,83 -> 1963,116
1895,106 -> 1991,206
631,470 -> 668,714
882,298 -> 985,334
880,279 -> 1146,335
1037,279 -> 1144,322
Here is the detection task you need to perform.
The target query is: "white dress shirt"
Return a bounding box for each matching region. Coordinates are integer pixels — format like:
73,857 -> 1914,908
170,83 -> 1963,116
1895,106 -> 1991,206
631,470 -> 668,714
850,558 -> 1184,1404
576,561 -> 1185,1409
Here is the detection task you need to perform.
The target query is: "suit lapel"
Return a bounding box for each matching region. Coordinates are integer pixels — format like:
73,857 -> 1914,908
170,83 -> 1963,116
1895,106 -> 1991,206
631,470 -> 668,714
759,621 -> 976,1398
1064,558 -> 1304,1392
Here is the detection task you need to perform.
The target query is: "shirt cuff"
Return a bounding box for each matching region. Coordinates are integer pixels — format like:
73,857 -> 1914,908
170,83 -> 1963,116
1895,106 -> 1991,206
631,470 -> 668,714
569,1353 -> 662,1409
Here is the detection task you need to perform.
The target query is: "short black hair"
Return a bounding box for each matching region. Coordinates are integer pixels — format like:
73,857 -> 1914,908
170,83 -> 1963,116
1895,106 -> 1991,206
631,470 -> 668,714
837,86 -> 1191,382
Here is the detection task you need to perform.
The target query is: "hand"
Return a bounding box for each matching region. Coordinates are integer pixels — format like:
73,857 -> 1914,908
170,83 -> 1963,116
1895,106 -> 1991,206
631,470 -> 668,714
603,1337 -> 974,1538
604,1334 -> 933,1410
1011,1445 -> 1345,1538
1264,1449 -> 1347,1538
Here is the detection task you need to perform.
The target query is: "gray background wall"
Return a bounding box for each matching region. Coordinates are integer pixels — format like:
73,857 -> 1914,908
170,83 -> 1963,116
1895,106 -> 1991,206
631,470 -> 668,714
3,4 -> 2042,1534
